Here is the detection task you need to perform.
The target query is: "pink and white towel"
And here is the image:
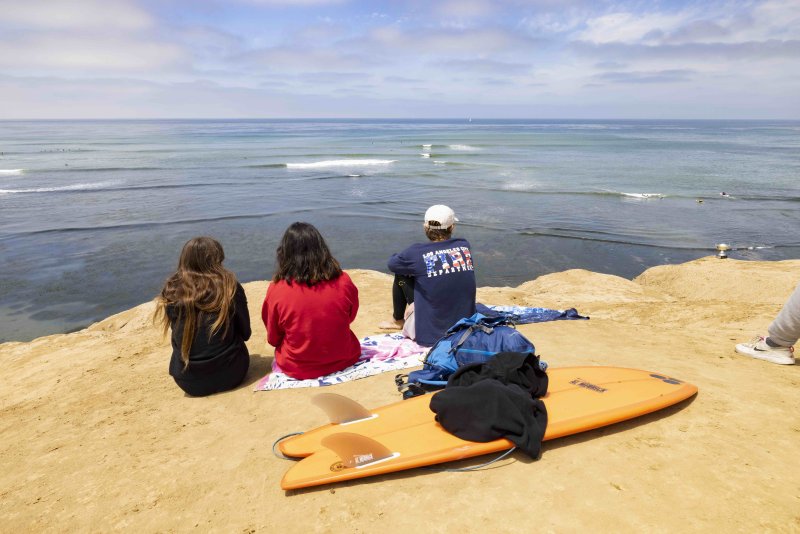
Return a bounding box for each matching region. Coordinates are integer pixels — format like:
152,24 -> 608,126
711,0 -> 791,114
254,333 -> 427,391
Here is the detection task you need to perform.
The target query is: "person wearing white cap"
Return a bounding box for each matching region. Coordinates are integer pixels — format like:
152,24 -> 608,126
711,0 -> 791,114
381,204 -> 477,346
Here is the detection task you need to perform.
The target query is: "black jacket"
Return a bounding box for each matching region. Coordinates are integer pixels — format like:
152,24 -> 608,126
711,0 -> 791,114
429,352 -> 548,458
167,283 -> 251,379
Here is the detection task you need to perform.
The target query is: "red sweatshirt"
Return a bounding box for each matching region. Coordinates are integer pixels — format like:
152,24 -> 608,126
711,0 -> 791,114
262,271 -> 361,380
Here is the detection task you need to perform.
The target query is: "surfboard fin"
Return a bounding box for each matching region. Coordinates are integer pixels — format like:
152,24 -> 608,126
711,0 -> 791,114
312,393 -> 374,424
321,432 -> 397,468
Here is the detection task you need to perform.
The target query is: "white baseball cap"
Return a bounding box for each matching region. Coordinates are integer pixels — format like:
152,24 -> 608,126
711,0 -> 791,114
424,205 -> 458,229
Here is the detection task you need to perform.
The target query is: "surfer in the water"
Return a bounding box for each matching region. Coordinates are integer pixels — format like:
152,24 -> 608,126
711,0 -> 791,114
380,205 -> 476,346
735,281 -> 799,365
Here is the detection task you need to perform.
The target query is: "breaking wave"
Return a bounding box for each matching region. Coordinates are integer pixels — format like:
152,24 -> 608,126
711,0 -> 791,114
448,145 -> 480,151
0,181 -> 121,195
285,159 -> 396,169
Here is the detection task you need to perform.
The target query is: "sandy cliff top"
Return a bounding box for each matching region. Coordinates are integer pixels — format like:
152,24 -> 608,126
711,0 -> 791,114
2,257 -> 798,531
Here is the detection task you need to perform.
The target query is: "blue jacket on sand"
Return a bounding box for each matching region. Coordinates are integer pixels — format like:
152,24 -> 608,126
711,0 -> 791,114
388,237 -> 477,346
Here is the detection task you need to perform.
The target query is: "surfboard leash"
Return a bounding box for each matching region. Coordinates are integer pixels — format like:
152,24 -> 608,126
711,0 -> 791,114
272,432 -> 305,460
422,447 -> 517,472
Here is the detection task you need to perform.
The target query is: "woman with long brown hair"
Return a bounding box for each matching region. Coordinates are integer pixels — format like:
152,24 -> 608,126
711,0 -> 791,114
262,222 -> 360,379
155,236 -> 251,396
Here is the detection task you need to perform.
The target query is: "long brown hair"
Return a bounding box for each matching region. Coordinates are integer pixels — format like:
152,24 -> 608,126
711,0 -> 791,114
154,236 -> 238,368
273,222 -> 342,286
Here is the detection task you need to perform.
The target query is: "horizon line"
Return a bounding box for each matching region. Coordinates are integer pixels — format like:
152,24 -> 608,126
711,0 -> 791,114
1,117 -> 799,122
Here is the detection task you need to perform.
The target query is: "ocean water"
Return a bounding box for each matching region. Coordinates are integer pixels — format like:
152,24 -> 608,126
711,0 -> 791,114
1,119 -> 798,342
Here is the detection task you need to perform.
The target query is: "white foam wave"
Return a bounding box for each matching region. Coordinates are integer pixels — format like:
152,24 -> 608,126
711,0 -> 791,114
448,144 -> 480,151
0,180 -> 119,195
502,182 -> 540,192
286,159 -> 396,169
420,153 -> 431,158
422,144 -> 432,149
0,169 -> 24,175
621,192 -> 664,199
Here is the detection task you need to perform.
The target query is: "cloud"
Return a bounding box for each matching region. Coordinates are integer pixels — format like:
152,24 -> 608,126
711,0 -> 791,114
0,0 -> 153,31
593,69 -> 695,84
432,0 -> 496,20
0,0 -> 187,75
0,34 -> 186,72
571,39 -> 800,62
521,8 -> 593,36
258,79 -> 291,88
226,0 -> 348,5
236,46 -> 374,71
295,71 -> 364,83
383,75 -> 422,84
576,11 -> 691,44
175,27 -> 245,60
573,1 -> 800,48
0,70 -> 797,119
292,22 -> 349,44
479,77 -> 512,86
0,1 -> 798,119
594,61 -> 627,69
361,26 -> 539,55
662,20 -> 731,44
744,0 -> 800,40
435,58 -> 531,75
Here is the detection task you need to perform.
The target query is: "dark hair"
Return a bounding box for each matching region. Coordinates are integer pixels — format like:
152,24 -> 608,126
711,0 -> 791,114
154,237 -> 238,368
273,222 -> 342,286
425,225 -> 453,242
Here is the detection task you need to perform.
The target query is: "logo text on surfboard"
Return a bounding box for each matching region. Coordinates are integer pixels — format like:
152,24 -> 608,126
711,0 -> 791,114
354,453 -> 375,466
570,378 -> 607,393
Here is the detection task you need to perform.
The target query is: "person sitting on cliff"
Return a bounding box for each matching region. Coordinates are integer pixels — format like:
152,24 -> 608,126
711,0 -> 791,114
262,222 -> 361,379
379,204 -> 477,346
735,281 -> 799,365
155,237 -> 251,396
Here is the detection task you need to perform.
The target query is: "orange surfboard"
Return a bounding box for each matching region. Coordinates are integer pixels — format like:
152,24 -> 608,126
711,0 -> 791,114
280,366 -> 697,490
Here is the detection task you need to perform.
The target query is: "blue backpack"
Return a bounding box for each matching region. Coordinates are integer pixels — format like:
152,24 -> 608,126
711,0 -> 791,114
396,313 -> 536,395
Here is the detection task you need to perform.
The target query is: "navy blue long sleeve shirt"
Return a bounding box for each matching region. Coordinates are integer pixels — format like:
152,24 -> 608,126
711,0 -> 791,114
388,237 -> 476,345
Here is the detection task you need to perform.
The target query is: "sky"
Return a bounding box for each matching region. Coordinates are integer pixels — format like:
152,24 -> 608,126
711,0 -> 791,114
0,0 -> 798,119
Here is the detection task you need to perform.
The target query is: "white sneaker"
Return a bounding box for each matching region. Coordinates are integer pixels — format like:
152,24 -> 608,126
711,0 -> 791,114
735,336 -> 795,365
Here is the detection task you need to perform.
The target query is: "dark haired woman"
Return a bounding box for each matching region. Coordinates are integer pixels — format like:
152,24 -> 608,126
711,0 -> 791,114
262,222 -> 361,379
155,237 -> 251,396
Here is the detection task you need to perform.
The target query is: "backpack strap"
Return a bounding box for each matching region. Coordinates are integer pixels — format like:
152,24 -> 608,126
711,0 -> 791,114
448,323 -> 495,353
394,373 -> 434,399
449,325 -> 476,353
478,315 -> 516,329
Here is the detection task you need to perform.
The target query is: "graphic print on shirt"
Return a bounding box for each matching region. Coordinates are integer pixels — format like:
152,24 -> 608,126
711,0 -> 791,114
423,246 -> 474,277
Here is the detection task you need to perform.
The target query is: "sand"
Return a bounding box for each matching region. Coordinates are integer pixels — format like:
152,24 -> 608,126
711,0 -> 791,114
1,257 -> 798,532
